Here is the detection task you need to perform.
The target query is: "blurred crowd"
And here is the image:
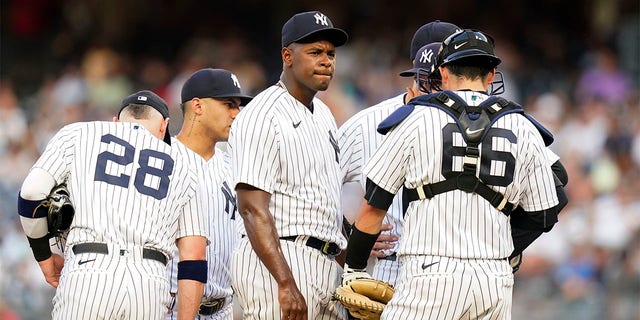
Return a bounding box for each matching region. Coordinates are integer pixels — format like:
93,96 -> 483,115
1,1 -> 639,319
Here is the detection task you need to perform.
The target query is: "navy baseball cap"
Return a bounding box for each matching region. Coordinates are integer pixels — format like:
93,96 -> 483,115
409,21 -> 461,61
281,11 -> 348,47
437,29 -> 501,68
118,90 -> 171,145
399,42 -> 441,77
181,68 -> 253,106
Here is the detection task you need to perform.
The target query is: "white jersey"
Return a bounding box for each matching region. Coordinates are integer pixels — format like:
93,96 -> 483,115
167,141 -> 237,301
364,91 -> 559,259
32,121 -> 206,258
339,93 -> 405,253
229,84 -> 346,248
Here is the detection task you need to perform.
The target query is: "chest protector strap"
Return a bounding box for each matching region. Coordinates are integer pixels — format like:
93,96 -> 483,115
403,91 -> 523,216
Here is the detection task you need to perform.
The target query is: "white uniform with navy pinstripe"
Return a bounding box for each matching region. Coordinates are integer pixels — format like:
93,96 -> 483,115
229,84 -> 347,319
364,91 -> 559,319
29,121 -> 206,320
167,141 -> 237,320
338,93 -> 405,286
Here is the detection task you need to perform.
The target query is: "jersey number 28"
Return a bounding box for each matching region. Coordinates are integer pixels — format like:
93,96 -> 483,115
94,134 -> 174,200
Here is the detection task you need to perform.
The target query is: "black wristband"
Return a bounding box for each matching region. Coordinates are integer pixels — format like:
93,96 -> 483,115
345,225 -> 380,270
27,235 -> 52,262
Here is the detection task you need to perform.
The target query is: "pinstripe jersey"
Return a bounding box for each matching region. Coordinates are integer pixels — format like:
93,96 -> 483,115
32,121 -> 206,257
229,84 -> 347,248
364,91 -> 559,259
167,140 -> 237,301
339,93 -> 405,256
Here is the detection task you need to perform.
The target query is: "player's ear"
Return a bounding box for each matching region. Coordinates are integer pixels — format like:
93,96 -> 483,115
485,68 -> 496,89
160,118 -> 170,137
191,98 -> 204,115
439,66 -> 449,85
113,116 -> 120,122
282,46 -> 293,67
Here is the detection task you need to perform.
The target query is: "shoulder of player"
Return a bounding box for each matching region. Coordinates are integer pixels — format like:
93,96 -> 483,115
339,94 -> 404,132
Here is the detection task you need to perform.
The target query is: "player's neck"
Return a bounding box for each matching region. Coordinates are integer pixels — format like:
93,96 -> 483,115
279,76 -> 315,110
176,130 -> 216,160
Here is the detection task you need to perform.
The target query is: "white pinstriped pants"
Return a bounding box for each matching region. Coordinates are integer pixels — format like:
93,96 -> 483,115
53,245 -> 170,320
372,257 -> 401,287
382,255 -> 514,320
232,237 -> 346,320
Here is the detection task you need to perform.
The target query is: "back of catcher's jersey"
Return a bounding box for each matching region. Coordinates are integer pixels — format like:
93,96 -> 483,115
31,121 -> 205,257
364,91 -> 559,259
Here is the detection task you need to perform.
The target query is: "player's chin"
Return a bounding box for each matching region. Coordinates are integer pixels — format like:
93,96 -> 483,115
313,75 -> 332,91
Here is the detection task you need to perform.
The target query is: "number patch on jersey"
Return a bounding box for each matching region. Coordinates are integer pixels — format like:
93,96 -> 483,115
94,134 -> 174,199
441,124 -> 516,186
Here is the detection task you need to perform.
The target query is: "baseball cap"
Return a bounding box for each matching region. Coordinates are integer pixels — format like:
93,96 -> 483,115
399,42 -> 441,77
437,29 -> 502,68
118,90 -> 172,145
181,68 -> 254,105
281,11 -> 348,47
409,20 -> 461,61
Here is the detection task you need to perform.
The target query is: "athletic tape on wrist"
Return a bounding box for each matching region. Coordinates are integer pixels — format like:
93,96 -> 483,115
177,260 -> 207,283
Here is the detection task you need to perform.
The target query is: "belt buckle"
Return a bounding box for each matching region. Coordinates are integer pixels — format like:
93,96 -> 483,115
199,297 -> 225,316
321,241 -> 331,255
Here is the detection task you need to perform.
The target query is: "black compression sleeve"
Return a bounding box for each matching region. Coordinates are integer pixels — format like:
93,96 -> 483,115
344,225 -> 380,270
551,160 -> 568,186
364,178 -> 395,211
27,235 -> 52,262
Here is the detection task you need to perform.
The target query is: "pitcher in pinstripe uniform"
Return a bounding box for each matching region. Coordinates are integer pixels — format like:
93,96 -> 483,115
229,11 -> 348,320
343,29 -> 568,319
165,68 -> 253,320
339,21 -> 460,287
17,90 -> 208,320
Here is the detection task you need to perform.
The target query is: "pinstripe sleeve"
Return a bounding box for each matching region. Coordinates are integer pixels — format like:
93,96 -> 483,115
229,105 -> 279,194
518,120 -> 559,212
32,124 -> 79,184
363,118 -> 413,195
338,118 -> 364,185
176,169 -> 207,239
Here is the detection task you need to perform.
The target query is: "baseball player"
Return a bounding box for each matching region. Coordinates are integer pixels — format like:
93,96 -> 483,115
229,11 -> 348,320
343,29 -> 568,319
17,90 -> 208,320
166,68 -> 253,320
339,21 -> 460,286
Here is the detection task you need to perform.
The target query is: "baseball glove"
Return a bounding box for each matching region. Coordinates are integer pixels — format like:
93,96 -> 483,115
46,184 -> 74,251
334,278 -> 395,320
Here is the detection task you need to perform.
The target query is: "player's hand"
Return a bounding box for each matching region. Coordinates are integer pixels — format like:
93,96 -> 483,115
278,280 -> 307,320
37,253 -> 65,288
369,224 -> 397,258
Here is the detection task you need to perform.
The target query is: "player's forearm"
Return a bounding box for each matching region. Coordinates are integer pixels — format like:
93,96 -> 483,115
346,201 -> 387,269
236,187 -> 295,286
175,235 -> 207,319
177,279 -> 204,320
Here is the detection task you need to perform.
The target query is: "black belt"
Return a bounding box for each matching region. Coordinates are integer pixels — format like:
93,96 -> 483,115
280,236 -> 341,256
199,297 -> 226,316
378,252 -> 397,261
72,242 -> 168,265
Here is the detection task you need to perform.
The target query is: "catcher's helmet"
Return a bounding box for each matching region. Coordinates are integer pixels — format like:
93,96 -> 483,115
437,29 -> 501,68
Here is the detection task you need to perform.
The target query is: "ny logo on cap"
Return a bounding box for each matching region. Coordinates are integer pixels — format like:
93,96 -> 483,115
137,96 -> 148,101
420,49 -> 433,64
231,74 -> 241,89
314,12 -> 328,26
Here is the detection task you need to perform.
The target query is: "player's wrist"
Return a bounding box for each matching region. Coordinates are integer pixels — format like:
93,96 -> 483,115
345,225 -> 380,269
27,235 -> 52,262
